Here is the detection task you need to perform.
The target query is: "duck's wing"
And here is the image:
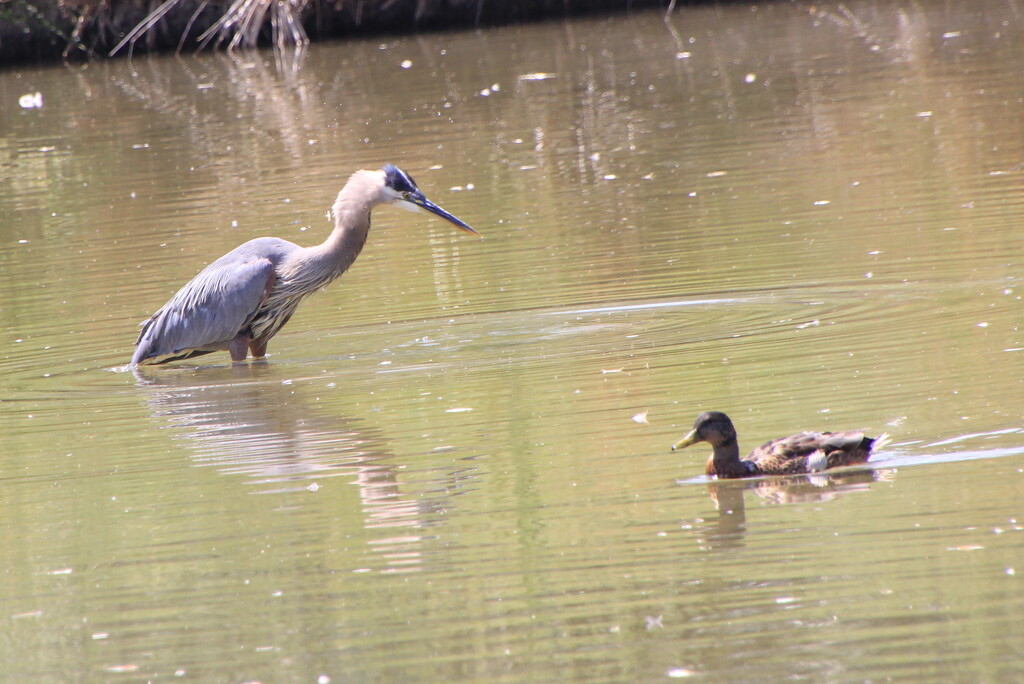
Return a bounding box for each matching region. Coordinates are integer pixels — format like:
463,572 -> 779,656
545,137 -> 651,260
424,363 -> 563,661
818,430 -> 877,469
749,431 -> 874,475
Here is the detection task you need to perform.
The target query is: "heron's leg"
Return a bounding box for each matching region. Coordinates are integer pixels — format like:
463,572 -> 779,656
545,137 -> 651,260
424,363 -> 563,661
249,338 -> 268,358
228,335 -> 250,362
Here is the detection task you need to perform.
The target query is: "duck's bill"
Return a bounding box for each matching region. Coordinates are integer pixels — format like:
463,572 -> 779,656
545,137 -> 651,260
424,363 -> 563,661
671,429 -> 700,451
403,193 -> 480,236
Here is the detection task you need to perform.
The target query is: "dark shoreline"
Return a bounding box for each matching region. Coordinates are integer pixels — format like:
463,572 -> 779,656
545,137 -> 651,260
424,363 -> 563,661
1,0 -> 674,66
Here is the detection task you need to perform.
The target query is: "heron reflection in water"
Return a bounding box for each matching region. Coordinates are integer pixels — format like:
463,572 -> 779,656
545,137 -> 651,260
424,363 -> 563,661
131,164 -> 479,366
133,364 -> 467,573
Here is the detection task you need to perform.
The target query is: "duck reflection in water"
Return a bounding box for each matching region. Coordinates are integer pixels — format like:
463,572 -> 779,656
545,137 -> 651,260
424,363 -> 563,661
133,364 -> 476,573
689,470 -> 894,551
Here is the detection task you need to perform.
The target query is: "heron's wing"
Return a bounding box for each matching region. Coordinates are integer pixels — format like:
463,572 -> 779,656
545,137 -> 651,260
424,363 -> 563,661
133,256 -> 276,365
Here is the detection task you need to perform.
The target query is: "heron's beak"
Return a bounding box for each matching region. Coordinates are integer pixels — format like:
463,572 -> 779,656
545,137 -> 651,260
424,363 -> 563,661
671,429 -> 701,451
401,192 -> 480,236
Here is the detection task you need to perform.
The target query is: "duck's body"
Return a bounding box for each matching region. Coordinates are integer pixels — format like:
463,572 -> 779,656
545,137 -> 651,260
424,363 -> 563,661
671,411 -> 888,479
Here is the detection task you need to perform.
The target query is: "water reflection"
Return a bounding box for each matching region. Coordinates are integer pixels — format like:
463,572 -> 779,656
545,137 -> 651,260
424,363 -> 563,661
742,468 -> 892,505
113,50 -> 325,158
688,469 -> 892,550
132,364 -> 470,573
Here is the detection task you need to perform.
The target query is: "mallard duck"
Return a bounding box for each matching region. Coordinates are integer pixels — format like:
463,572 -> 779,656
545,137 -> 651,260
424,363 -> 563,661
671,411 -> 889,479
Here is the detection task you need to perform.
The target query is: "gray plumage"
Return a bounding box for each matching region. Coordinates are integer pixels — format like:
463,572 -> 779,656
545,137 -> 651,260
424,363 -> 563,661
132,164 -> 478,366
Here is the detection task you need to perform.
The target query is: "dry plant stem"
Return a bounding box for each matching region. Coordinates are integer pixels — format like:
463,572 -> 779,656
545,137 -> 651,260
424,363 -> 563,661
112,0 -> 309,55
109,0 -> 182,55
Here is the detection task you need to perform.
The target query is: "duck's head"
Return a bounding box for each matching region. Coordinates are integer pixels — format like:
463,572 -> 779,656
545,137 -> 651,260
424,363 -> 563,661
671,411 -> 737,451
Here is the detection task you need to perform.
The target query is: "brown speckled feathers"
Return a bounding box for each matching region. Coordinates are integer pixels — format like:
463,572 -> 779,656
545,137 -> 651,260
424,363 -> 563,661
672,411 -> 889,479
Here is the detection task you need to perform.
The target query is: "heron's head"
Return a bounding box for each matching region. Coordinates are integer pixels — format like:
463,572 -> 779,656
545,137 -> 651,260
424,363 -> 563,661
671,411 -> 737,451
381,164 -> 479,236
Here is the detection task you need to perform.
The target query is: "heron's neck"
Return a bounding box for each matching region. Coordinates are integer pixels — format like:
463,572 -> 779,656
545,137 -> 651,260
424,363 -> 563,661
311,187 -> 376,277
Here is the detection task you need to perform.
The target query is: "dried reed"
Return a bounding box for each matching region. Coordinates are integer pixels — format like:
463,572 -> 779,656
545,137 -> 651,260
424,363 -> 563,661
109,0 -> 309,55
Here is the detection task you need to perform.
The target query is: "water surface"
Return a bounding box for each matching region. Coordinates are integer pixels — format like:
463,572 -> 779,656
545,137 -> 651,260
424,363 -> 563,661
2,1 -> 1024,681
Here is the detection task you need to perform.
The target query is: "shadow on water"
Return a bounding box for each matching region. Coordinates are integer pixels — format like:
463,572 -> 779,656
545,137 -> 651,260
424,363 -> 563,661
130,363 -> 478,572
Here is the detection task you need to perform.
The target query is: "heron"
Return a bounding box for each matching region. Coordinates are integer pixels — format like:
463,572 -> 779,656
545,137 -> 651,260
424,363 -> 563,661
131,164 -> 479,366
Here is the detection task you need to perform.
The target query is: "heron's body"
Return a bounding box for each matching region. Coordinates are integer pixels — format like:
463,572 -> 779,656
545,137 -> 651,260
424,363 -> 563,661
131,165 -> 477,366
671,411 -> 888,479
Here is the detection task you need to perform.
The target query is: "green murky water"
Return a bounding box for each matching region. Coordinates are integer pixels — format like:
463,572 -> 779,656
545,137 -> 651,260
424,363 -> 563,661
2,1 -> 1024,681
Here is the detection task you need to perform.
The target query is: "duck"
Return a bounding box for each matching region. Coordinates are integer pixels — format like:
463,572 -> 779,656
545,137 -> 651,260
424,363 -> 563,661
671,411 -> 889,479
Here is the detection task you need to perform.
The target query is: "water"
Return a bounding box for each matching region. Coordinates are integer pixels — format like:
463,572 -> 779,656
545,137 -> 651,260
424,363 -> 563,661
3,1 -> 1024,680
